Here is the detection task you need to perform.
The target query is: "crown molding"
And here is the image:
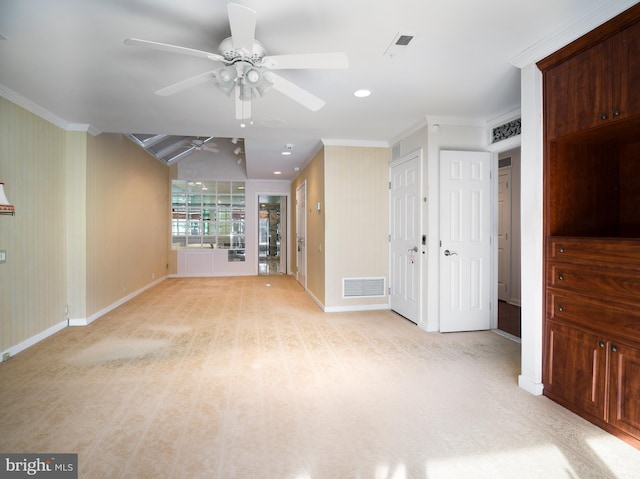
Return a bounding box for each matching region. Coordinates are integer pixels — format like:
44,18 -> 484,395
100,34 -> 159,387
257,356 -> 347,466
388,118 -> 428,147
321,139 -> 389,148
67,123 -> 101,136
0,83 -> 101,135
486,108 -> 521,128
426,115 -> 486,127
511,0 -> 638,68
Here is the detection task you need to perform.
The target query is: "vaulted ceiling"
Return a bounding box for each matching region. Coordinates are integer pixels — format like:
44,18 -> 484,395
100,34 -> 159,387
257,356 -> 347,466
0,0 -> 635,179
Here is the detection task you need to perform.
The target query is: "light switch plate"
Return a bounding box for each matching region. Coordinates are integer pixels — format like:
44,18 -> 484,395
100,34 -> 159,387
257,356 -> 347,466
0,250 -> 6,263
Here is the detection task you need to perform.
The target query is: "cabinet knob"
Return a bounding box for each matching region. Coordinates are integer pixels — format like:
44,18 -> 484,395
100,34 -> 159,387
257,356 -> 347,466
558,247 -> 564,253
557,305 -> 563,312
613,109 -> 620,117
600,113 -> 608,120
599,341 -> 605,348
611,345 -> 618,353
558,273 -> 564,281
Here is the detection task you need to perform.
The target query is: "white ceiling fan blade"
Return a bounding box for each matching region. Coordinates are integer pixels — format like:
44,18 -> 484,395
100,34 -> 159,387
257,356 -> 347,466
124,38 -> 225,62
268,73 -> 325,111
262,52 -> 349,70
155,71 -> 216,96
235,87 -> 252,120
202,138 -> 218,148
227,3 -> 256,54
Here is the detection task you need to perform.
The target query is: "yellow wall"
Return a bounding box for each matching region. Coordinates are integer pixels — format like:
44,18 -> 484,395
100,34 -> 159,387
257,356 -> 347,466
291,148 -> 326,304
324,146 -> 390,308
290,145 -> 390,310
0,96 -> 170,353
85,133 -> 169,318
0,97 -> 68,351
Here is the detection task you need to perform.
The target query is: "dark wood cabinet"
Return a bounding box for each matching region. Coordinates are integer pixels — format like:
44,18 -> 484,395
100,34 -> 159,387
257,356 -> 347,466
546,319 -> 640,442
609,341 -> 640,439
545,237 -> 640,447
539,4 -> 640,449
541,10 -> 640,140
545,320 -> 607,420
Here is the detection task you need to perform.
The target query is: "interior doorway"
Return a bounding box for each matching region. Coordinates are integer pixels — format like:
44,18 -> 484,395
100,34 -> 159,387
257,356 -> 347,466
258,195 -> 286,275
496,148 -> 522,338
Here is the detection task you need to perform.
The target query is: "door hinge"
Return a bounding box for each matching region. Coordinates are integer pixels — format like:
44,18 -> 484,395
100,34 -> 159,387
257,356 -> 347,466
389,181 -> 392,190
388,286 -> 391,295
389,234 -> 391,242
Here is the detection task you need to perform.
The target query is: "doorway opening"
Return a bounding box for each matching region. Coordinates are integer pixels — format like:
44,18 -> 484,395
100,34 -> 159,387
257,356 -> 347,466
497,147 -> 522,338
258,195 -> 286,275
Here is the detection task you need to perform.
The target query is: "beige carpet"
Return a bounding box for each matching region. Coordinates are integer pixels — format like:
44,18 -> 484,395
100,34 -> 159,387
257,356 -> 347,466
1,275 -> 639,478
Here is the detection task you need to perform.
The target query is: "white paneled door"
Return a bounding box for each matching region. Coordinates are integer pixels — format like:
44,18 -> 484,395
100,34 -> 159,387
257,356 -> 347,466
389,153 -> 421,323
439,150 -> 491,332
498,168 -> 512,301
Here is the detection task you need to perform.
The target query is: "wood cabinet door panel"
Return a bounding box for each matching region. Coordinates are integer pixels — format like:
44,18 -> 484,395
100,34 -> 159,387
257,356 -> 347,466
545,321 -> 607,419
618,21 -> 640,120
609,342 -> 640,440
545,41 -> 611,139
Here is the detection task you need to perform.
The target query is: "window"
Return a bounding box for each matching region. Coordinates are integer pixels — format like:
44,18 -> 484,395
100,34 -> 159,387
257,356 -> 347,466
171,180 -> 245,261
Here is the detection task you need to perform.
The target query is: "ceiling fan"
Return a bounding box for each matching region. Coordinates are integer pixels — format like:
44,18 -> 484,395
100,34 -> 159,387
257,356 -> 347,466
189,137 -> 220,153
125,3 -> 349,121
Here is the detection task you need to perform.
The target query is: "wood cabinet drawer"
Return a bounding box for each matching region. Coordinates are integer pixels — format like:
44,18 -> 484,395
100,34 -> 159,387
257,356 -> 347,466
548,237 -> 640,269
548,263 -> 640,302
547,290 -> 640,343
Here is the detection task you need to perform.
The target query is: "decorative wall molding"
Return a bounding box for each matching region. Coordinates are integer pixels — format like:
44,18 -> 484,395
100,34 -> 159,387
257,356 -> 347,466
0,83 -> 100,135
492,118 -> 521,143
322,139 -> 389,148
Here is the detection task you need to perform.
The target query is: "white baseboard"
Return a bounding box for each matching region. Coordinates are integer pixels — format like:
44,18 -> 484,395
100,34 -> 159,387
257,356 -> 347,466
324,303 -> 390,313
306,290 -> 325,311
1,319 -> 68,361
70,276 -> 167,326
518,375 -> 544,396
2,277 -> 168,362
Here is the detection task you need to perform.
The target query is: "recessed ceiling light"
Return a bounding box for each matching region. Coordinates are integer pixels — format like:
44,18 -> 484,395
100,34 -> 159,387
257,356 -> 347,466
282,151 -> 291,156
354,89 -> 371,98
274,171 -> 282,175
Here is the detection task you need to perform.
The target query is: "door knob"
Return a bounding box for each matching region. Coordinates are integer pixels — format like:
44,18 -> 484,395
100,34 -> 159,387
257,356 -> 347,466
444,250 -> 457,256
408,246 -> 418,253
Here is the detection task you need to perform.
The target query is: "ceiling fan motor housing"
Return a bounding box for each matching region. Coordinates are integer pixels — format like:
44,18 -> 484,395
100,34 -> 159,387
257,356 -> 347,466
218,37 -> 266,65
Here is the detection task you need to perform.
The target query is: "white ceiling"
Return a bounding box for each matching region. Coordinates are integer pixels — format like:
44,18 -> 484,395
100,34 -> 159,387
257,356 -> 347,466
0,0 -> 636,179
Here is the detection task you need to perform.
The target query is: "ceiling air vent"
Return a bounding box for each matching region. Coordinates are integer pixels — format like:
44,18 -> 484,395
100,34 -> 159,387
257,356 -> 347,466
384,33 -> 415,59
395,35 -> 414,46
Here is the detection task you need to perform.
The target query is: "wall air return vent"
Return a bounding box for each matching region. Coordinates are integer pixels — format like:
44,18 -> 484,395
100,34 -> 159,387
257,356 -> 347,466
343,277 -> 386,298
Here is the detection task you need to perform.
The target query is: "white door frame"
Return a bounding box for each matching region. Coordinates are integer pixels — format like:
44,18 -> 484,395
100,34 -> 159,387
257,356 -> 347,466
498,166 -> 512,302
439,150 -> 492,332
295,181 -> 307,289
389,150 -> 423,324
256,192 -> 290,275
487,135 -> 522,330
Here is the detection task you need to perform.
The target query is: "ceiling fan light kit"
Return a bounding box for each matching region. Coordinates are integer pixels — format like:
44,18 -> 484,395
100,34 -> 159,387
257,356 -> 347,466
125,2 -> 348,122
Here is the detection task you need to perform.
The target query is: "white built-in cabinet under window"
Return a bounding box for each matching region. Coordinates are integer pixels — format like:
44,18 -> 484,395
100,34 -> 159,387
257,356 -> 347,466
171,180 -> 245,262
